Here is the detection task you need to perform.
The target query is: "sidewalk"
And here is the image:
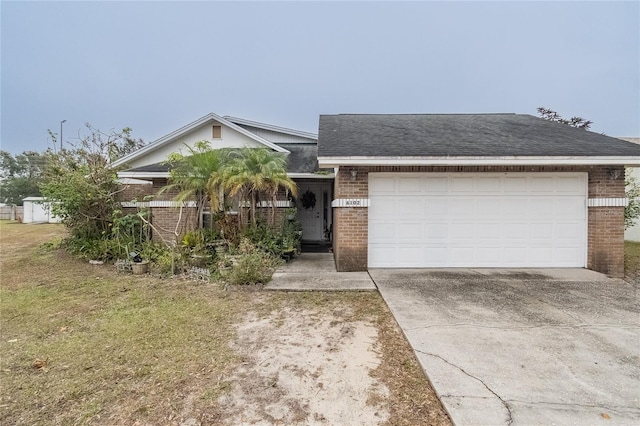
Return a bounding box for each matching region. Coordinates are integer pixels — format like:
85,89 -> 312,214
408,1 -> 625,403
265,253 -> 377,291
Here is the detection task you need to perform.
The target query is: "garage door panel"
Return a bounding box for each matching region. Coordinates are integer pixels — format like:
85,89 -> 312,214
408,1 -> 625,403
528,198 -> 555,218
530,176 -> 555,192
504,223 -> 529,239
477,248 -> 503,263
557,175 -> 585,192
477,177 -> 502,192
530,247 -> 554,263
557,223 -> 583,240
368,246 -> 396,267
425,223 -> 448,239
368,173 -> 586,268
370,176 -> 395,193
451,247 -> 475,264
530,223 -> 554,239
556,247 -> 584,265
555,199 -> 586,219
503,200 -> 529,216
398,198 -> 424,218
396,246 -> 424,266
369,222 -> 395,242
476,199 -> 499,218
449,199 -> 476,217
450,223 -> 475,239
477,223 -> 501,239
425,177 -> 448,192
398,177 -> 422,193
504,177 -> 528,192
425,200 -> 447,215
504,247 -> 529,263
372,201 -> 397,219
450,176 -> 476,193
397,222 -> 423,243
424,247 -> 448,265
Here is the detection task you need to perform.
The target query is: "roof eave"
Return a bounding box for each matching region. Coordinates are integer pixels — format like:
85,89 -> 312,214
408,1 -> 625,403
318,156 -> 640,168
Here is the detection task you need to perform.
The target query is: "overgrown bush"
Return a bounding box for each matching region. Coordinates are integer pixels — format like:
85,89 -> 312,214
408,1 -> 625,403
225,251 -> 282,286
39,125 -> 146,261
61,210 -> 151,261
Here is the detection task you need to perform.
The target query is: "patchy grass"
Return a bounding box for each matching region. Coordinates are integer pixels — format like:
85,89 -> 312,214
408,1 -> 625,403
0,221 -> 450,425
624,241 -> 640,283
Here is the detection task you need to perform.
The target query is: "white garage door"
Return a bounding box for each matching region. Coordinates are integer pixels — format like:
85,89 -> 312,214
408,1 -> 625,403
368,173 -> 587,268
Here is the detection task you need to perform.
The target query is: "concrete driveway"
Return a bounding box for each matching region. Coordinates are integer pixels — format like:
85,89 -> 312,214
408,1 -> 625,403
370,269 -> 640,425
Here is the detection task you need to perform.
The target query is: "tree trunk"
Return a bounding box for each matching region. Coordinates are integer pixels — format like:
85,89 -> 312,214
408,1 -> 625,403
251,191 -> 257,225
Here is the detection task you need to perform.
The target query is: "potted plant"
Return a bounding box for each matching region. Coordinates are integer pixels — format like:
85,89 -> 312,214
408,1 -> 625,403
129,252 -> 149,275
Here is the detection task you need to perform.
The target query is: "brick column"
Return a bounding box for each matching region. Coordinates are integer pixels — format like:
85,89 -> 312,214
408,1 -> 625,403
332,167 -> 369,271
587,166 -> 626,277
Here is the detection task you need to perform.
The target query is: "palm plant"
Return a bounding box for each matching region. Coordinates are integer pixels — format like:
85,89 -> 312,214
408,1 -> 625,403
161,141 -> 229,228
224,148 -> 297,227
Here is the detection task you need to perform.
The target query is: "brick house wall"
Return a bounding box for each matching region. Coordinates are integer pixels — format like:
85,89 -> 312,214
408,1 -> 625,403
332,165 -> 626,276
118,179 -> 295,243
118,179 -> 198,244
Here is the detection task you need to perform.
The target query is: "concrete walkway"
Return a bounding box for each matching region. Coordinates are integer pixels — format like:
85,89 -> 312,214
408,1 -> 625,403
370,268 -> 640,425
265,253 -> 376,291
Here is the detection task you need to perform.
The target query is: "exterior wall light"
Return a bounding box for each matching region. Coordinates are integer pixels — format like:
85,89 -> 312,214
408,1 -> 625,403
608,168 -> 622,180
350,169 -> 358,181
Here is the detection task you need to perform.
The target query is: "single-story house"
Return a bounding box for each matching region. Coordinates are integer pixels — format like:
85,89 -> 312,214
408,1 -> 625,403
114,112 -> 640,277
318,114 -> 640,277
112,113 -> 334,244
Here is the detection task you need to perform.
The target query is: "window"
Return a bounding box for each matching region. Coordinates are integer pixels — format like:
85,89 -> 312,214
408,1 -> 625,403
212,125 -> 222,139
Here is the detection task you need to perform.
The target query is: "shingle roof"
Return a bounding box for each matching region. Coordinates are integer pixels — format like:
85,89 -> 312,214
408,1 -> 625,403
277,144 -> 318,173
318,114 -> 640,158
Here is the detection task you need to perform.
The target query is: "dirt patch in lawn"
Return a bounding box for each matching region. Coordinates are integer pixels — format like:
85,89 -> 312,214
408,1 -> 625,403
217,305 -> 388,425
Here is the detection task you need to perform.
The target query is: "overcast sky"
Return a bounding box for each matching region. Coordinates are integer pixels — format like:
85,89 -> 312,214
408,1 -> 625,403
1,1 -> 638,154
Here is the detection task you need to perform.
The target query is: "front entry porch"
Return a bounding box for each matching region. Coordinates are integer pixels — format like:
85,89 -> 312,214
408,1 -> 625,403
293,179 -> 333,248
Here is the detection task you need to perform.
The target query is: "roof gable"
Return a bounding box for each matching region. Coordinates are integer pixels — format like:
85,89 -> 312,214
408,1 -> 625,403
112,113 -> 290,170
318,114 -> 640,166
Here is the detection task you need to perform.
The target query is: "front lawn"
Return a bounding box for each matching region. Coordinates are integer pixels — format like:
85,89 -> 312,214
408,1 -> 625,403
0,222 -> 450,425
1,223 -> 239,424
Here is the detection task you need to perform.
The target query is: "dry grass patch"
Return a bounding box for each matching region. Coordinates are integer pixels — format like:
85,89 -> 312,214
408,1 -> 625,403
624,240 -> 640,283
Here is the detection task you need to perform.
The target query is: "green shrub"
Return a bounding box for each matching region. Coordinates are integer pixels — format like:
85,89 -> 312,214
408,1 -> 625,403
242,222 -> 282,256
226,251 -> 281,286
240,219 -> 302,258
